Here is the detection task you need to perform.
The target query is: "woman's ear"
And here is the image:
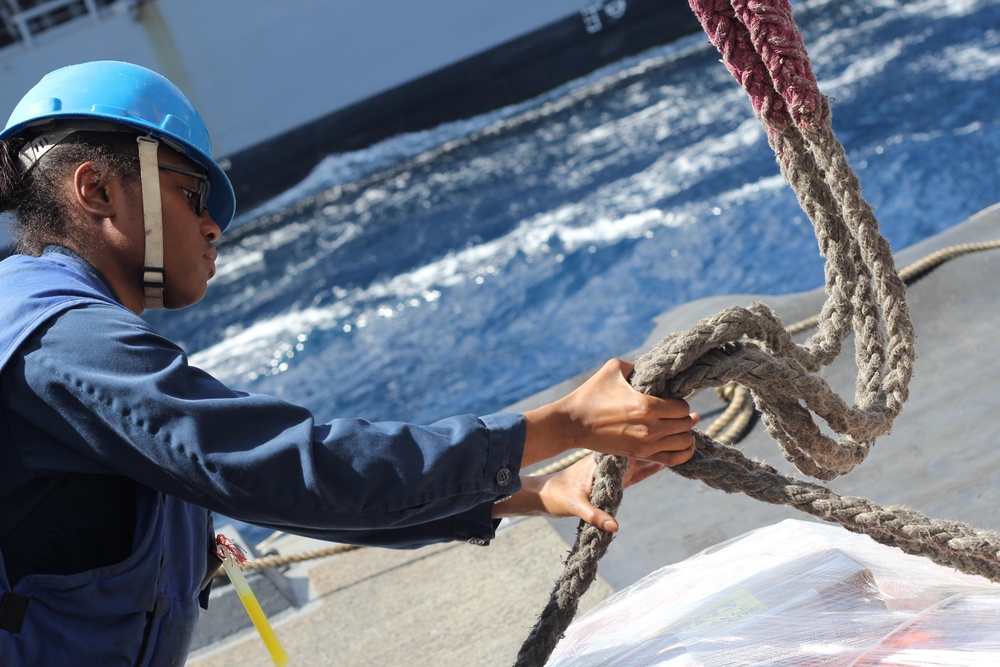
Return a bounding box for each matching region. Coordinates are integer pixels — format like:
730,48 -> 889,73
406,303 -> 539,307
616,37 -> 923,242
73,161 -> 118,218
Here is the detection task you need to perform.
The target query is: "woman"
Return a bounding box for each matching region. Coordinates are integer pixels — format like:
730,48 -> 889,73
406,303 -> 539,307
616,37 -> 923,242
0,61 -> 696,665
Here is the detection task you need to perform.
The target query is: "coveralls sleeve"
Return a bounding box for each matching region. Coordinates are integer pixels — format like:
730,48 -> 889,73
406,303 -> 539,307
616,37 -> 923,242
4,302 -> 525,547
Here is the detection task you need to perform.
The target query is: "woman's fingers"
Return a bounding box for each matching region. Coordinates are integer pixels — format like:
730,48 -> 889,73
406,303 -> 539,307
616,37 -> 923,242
645,441 -> 696,467
623,459 -> 666,486
522,358 -> 701,465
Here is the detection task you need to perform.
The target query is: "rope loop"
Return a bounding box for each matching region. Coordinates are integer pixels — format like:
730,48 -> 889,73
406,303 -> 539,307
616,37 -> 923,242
513,1 -> 927,663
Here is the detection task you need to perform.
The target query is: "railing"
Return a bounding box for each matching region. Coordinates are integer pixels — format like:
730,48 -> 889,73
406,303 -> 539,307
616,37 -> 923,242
0,0 -> 122,50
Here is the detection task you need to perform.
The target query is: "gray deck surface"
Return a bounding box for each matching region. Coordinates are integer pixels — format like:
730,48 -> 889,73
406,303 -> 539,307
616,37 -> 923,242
187,203 -> 1000,666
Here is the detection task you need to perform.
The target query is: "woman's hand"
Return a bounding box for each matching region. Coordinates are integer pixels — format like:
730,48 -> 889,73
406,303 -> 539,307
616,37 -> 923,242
492,454 -> 667,532
521,358 -> 698,466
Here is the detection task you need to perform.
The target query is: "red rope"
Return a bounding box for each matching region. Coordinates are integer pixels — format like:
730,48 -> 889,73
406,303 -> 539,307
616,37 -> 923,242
215,534 -> 249,566
688,0 -> 827,135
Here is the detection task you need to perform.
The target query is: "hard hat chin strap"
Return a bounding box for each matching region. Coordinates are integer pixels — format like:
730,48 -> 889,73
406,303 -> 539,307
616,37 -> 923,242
137,136 -> 165,309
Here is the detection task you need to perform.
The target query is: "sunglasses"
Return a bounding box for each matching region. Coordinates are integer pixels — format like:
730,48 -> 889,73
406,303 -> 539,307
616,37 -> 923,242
156,163 -> 211,217
117,153 -> 211,217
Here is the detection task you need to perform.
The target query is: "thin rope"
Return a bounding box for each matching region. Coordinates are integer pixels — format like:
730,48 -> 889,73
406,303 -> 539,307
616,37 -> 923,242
512,2 -> 999,664
242,543 -> 362,571
227,238 -> 999,578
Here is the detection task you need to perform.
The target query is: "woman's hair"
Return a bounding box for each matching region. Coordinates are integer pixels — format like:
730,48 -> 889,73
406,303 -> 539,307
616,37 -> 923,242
0,130 -> 140,255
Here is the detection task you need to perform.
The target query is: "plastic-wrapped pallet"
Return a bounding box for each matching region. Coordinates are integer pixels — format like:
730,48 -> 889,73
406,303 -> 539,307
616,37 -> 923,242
547,519 -> 1000,666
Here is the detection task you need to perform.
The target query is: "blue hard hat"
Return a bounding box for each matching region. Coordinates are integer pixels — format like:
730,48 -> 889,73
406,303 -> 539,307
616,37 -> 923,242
1,61 -> 236,229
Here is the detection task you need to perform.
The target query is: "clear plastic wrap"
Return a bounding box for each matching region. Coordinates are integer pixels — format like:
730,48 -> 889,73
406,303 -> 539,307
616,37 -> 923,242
547,519 -> 1000,666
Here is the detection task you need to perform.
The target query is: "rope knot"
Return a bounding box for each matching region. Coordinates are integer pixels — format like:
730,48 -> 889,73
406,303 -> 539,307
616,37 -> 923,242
514,2 -> 919,664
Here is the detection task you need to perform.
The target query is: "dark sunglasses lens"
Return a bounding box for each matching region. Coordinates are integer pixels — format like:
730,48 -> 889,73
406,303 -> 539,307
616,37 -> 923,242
198,180 -> 210,217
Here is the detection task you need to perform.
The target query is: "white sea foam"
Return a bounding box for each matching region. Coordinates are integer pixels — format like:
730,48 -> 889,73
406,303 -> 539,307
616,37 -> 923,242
232,32 -> 712,227
185,0 -> 998,412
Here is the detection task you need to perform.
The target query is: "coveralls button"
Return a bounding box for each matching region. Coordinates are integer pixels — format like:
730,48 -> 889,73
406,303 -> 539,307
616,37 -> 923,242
496,467 -> 512,487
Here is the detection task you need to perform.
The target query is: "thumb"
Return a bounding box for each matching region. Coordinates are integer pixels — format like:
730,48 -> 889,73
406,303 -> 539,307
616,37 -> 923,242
578,503 -> 619,532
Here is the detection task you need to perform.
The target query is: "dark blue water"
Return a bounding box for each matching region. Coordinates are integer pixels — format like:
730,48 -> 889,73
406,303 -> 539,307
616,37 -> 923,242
143,0 -> 1000,543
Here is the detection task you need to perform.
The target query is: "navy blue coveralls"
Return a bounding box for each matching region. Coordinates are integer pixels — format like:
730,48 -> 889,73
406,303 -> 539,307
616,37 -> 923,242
0,246 -> 524,665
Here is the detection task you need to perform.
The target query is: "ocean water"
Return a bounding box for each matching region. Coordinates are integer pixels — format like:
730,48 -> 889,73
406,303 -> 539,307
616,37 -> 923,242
141,0 -> 1000,541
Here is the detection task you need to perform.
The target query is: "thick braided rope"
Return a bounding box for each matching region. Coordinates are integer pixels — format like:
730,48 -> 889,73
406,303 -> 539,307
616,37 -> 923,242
230,238 -> 999,581
512,2 -> 947,664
